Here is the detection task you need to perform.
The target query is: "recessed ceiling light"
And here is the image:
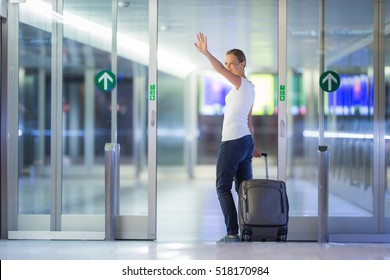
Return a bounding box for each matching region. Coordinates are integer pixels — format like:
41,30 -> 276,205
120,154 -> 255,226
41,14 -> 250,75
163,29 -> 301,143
118,1 -> 130,8
160,25 -> 169,31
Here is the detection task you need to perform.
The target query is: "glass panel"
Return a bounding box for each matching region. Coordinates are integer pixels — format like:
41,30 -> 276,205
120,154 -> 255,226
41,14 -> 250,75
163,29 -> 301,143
61,0 -> 113,217
61,0 -> 150,220
18,1 -> 52,227
287,0 -> 320,217
116,1 -> 149,216
324,1 -> 374,218
157,72 -> 185,166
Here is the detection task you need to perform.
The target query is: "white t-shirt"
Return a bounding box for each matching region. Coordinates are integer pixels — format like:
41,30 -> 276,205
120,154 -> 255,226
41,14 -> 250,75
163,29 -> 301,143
221,77 -> 255,141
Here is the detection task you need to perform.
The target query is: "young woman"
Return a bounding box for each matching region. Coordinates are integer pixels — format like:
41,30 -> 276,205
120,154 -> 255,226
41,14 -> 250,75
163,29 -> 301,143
195,32 -> 261,242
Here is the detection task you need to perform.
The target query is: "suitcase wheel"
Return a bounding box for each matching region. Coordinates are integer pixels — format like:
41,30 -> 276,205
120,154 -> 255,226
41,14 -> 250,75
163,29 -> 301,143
243,234 -> 251,242
241,228 -> 252,242
277,229 -> 288,242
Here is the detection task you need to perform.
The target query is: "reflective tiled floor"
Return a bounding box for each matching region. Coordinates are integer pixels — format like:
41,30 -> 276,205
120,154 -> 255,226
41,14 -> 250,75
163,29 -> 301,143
2,165 -> 390,260
1,239 -> 390,260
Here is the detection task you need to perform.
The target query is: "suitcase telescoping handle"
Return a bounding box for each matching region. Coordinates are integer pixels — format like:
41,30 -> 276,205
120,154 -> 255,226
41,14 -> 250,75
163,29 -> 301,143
261,153 -> 268,179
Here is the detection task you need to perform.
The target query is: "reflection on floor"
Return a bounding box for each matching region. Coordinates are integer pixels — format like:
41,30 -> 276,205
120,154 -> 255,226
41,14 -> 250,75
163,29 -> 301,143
19,163 -> 374,217
5,164 -> 390,260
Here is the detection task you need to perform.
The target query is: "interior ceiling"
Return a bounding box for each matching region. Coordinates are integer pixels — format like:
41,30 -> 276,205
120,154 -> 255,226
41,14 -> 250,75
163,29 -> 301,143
43,0 -> 378,74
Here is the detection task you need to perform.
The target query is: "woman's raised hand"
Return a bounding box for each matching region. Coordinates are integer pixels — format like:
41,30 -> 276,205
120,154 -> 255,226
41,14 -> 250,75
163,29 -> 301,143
194,32 -> 208,54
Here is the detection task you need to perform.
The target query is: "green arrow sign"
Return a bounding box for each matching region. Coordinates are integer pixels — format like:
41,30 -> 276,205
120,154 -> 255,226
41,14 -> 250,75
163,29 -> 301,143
320,71 -> 340,92
95,70 -> 116,92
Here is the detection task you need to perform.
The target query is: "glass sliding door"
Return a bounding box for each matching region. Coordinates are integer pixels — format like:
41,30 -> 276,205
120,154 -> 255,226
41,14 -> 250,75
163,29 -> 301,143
287,0 -> 389,241
60,0 -> 116,234
157,0 -> 278,242
322,0 -> 388,240
8,0 -> 156,240
286,0 -> 321,240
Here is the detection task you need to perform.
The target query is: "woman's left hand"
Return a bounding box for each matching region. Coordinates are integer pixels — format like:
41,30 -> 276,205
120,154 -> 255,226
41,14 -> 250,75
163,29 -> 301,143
253,148 -> 262,158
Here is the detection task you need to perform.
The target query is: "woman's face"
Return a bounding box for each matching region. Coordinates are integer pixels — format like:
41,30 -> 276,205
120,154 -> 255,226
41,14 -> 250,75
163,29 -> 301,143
224,54 -> 245,76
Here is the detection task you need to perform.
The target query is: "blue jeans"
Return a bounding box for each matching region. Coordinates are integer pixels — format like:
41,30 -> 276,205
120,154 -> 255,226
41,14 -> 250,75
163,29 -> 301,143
216,135 -> 254,236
